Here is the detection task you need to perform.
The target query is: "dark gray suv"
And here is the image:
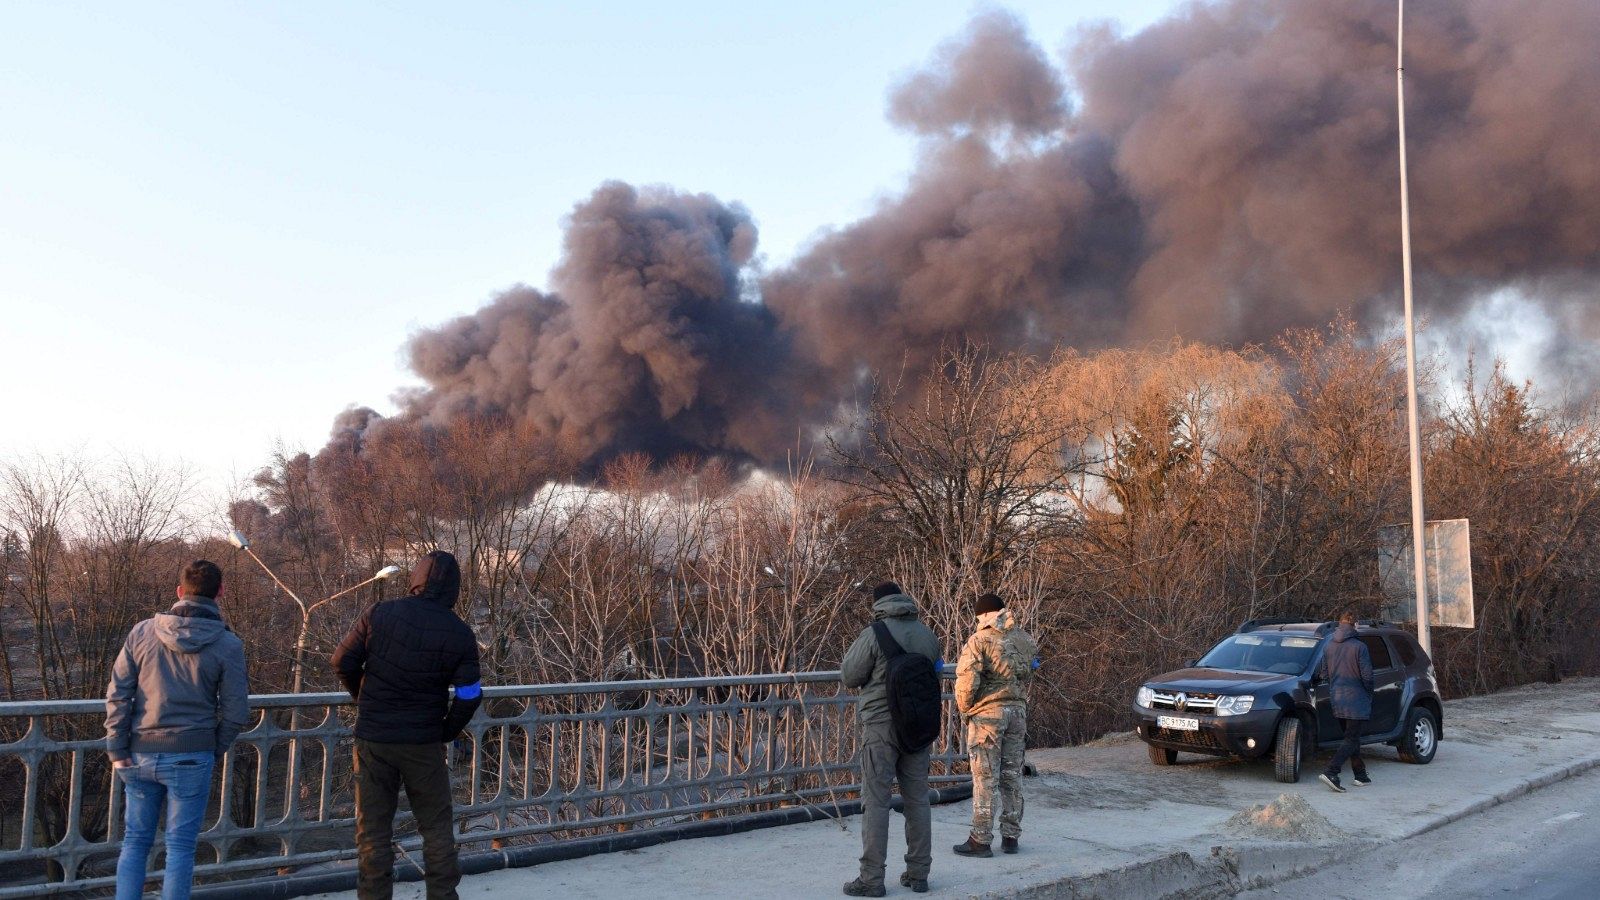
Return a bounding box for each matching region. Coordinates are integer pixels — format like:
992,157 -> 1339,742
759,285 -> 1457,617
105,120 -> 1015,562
1131,619 -> 1443,782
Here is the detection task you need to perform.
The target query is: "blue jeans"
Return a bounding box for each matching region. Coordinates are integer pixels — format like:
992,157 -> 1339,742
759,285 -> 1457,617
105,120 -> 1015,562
115,752 -> 216,900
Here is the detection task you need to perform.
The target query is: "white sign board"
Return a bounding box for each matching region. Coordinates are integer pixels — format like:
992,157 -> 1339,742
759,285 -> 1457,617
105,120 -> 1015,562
1379,518 -> 1474,628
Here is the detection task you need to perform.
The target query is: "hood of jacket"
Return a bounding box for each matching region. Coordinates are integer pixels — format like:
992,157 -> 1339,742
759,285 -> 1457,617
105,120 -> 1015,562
409,550 -> 462,608
871,593 -> 920,621
977,608 -> 1012,632
153,597 -> 229,654
1331,623 -> 1357,643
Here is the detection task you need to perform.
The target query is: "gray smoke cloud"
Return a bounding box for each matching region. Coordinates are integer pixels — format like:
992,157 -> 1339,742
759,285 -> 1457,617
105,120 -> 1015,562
344,0 -> 1600,471
888,9 -> 1069,140
399,182 -> 800,465
1080,0 -> 1600,342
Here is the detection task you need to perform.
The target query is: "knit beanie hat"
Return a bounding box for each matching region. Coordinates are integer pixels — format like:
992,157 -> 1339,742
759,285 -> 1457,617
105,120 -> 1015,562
974,593 -> 1005,615
873,582 -> 903,600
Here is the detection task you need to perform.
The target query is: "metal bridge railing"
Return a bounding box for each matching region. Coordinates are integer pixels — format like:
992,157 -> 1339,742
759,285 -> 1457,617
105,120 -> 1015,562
0,673 -> 970,897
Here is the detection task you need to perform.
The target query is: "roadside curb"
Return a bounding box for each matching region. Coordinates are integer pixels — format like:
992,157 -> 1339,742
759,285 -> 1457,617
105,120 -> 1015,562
1228,750 -> 1600,895
1397,752 -> 1600,842
1211,840 -> 1376,892
988,750 -> 1600,899
975,851 -> 1237,900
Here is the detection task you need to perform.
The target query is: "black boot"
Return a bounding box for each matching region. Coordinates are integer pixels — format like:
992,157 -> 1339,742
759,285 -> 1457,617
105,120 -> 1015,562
899,872 -> 930,893
1002,837 -> 1019,854
842,878 -> 885,897
953,837 -> 993,858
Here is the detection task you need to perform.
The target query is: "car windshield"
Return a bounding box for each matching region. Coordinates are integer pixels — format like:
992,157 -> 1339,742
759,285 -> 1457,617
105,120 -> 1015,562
1197,633 -> 1322,675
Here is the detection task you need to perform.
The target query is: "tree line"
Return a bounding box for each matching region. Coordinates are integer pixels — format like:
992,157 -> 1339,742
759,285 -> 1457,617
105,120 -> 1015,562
4,319 -> 1598,747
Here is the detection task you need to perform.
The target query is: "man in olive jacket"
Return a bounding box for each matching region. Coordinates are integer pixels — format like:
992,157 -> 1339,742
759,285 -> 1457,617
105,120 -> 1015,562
839,582 -> 942,897
1318,612 -> 1374,793
332,550 -> 481,900
953,593 -> 1037,857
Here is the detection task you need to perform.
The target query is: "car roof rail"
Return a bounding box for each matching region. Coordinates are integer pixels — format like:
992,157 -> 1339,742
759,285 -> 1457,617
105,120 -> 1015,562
1357,618 -> 1398,629
1237,616 -> 1313,633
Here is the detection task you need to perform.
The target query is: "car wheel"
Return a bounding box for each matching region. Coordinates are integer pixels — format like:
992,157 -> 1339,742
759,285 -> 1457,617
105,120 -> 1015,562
1148,744 -> 1177,766
1273,716 -> 1303,783
1396,706 -> 1439,764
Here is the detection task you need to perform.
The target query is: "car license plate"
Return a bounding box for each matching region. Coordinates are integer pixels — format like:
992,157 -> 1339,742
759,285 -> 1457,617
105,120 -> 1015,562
1158,715 -> 1199,732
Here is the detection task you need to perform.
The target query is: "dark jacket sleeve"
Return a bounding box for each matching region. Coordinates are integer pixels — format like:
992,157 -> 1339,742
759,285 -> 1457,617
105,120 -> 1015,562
441,632 -> 482,742
1358,643 -> 1374,694
214,635 -> 251,757
104,632 -> 141,762
331,607 -> 373,700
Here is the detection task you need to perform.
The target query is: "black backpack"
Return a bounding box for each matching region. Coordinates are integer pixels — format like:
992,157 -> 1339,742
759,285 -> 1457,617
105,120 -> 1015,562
871,620 -> 943,753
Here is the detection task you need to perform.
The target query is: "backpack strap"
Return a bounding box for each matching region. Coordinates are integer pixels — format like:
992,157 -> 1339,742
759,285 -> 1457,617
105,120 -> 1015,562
870,620 -> 907,658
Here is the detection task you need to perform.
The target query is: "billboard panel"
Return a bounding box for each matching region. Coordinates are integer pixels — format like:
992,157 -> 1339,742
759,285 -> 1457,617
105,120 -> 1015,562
1379,518 -> 1474,628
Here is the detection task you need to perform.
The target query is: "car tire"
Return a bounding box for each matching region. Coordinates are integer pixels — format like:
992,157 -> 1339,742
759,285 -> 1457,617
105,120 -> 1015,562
1396,706 -> 1439,764
1273,716 -> 1303,783
1148,744 -> 1177,766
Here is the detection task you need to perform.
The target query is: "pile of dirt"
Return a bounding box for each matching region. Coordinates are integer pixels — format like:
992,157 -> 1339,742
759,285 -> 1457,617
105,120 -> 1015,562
1221,792 -> 1348,843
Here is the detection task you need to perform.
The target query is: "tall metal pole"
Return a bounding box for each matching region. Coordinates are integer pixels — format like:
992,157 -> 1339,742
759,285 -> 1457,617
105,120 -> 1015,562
1397,0 -> 1431,655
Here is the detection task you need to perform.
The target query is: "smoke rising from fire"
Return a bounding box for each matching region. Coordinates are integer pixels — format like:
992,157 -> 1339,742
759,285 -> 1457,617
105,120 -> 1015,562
401,182 -> 801,463
350,0 -> 1600,469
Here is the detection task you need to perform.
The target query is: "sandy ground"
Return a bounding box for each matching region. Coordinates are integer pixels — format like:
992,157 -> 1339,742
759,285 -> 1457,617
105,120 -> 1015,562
303,678 -> 1600,899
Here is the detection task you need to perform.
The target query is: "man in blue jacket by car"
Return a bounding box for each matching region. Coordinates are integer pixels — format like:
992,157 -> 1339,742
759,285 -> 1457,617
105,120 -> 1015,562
1318,612 -> 1374,793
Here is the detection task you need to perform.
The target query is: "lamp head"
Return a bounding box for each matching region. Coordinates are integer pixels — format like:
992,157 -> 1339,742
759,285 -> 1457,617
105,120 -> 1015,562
226,530 -> 250,551
376,565 -> 402,580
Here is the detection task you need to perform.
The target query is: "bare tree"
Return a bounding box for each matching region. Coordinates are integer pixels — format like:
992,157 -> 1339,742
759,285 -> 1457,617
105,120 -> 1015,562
829,345 -> 1082,651
1428,361 -> 1600,693
0,454 -> 86,700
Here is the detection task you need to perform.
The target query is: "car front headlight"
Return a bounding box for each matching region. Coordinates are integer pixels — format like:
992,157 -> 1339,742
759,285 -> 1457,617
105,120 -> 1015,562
1215,694 -> 1255,716
1136,686 -> 1156,708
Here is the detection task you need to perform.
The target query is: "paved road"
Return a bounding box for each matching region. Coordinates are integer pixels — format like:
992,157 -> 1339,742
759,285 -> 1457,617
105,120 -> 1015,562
1242,766 -> 1600,899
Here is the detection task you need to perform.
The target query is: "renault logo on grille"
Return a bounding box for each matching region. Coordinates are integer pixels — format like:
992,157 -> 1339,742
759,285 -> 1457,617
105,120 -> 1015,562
1175,692 -> 1189,712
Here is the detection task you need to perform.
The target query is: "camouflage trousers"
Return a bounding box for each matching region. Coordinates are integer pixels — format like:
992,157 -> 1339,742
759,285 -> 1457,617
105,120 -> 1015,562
967,705 -> 1026,843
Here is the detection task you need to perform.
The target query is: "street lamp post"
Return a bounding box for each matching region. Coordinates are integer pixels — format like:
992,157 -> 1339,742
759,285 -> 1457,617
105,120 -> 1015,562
1397,0 -> 1431,656
227,530 -> 401,692
227,529 -> 401,817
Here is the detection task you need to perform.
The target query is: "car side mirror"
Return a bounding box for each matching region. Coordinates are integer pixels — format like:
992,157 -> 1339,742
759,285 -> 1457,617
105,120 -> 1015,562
1183,659 -> 1198,668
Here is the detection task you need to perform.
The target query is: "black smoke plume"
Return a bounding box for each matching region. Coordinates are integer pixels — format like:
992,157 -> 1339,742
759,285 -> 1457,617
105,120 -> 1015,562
341,0 -> 1600,471
399,182 -> 802,464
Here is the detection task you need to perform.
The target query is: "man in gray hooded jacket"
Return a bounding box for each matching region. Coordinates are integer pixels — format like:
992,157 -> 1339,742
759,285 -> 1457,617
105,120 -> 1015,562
106,559 -> 250,900
839,582 -> 942,897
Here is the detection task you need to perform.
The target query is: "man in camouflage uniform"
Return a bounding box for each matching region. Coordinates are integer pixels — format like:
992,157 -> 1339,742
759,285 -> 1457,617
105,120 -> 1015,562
953,593 -> 1038,857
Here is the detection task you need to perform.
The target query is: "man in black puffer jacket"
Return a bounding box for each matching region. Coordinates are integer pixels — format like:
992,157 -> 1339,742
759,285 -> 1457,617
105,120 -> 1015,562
333,550 -> 481,900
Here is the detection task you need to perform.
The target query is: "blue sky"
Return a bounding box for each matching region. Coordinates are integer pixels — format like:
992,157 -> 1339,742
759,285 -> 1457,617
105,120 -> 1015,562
2,1 -> 1182,487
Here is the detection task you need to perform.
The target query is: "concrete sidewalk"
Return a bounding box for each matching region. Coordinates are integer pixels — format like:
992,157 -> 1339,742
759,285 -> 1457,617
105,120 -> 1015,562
307,679 -> 1600,899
